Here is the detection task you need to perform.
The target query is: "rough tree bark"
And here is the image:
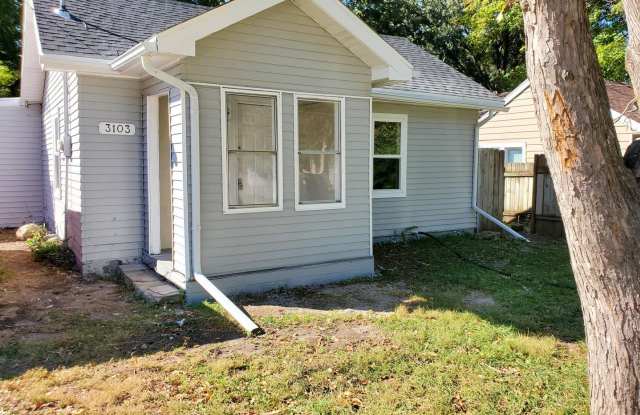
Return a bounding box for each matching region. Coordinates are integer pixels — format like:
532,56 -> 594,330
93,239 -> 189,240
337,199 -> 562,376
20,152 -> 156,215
520,1 -> 640,413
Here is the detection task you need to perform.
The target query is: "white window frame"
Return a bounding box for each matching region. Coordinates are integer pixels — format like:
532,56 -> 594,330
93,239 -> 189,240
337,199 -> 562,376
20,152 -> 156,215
479,141 -> 527,163
294,94 -> 347,211
221,87 -> 283,214
372,113 -> 408,198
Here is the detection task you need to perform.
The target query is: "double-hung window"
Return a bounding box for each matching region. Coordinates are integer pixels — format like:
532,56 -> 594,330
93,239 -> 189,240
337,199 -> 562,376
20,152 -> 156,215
222,89 -> 283,213
373,113 -> 408,198
295,95 -> 346,210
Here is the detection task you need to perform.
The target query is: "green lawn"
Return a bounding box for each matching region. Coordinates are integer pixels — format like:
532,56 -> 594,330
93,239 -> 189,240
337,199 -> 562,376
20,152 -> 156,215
0,234 -> 588,414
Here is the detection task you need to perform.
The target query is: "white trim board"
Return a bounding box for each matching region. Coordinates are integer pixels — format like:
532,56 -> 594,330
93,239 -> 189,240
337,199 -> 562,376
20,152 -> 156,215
372,113 -> 408,199
293,93 -> 347,211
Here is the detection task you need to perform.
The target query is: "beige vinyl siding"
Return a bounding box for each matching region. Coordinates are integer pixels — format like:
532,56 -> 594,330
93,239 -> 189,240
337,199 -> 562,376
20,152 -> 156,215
42,71 -> 82,262
372,102 -> 477,237
480,85 -> 636,160
478,87 -> 543,163
0,100 -> 43,227
183,1 -> 371,97
76,75 -> 144,273
198,85 -> 371,276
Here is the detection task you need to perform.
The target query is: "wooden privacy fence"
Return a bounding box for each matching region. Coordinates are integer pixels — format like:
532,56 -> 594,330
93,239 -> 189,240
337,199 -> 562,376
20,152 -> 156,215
504,162 -> 534,222
478,150 -> 562,237
477,149 -> 504,231
530,154 -> 563,237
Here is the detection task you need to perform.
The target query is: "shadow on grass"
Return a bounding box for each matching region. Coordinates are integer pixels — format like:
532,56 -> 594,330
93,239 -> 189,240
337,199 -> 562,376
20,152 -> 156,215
238,235 -> 584,342
0,296 -> 245,380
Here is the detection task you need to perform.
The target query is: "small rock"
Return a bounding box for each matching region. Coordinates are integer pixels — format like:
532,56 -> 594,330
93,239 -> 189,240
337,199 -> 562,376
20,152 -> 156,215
16,223 -> 43,241
44,234 -> 61,242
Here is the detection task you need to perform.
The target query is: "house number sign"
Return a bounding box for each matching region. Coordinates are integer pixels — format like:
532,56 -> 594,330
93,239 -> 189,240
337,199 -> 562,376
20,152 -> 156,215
99,122 -> 136,136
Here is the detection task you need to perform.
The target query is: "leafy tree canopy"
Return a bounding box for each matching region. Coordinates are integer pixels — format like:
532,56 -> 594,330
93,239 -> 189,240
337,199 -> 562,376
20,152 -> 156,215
0,0 -> 629,96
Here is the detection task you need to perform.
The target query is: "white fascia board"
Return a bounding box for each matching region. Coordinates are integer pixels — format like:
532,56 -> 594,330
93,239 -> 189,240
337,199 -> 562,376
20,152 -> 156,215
155,0 -> 285,56
0,98 -> 24,107
504,79 -> 530,105
294,0 -> 413,82
40,54 -> 126,77
611,109 -> 640,131
372,88 -> 505,111
20,0 -> 45,103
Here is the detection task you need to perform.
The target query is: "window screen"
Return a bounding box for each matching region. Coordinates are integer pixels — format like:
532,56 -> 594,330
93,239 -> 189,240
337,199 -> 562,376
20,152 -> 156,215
373,120 -> 403,190
297,99 -> 342,204
226,93 -> 278,208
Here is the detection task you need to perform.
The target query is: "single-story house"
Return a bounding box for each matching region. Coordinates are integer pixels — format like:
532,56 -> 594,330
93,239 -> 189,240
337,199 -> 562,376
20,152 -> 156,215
479,79 -> 640,163
13,0 -> 504,320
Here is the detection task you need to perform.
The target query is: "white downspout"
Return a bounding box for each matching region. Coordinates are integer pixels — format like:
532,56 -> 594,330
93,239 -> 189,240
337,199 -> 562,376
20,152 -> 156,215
140,56 -> 262,335
473,112 -> 529,242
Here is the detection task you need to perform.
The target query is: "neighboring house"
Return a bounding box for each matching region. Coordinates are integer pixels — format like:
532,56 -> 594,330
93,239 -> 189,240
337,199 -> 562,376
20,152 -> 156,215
0,98 -> 43,228
479,79 -> 640,163
16,0 -> 502,304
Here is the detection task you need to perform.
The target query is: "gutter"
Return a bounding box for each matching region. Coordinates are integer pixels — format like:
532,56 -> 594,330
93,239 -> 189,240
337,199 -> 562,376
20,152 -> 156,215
371,88 -> 505,110
140,55 -> 263,335
473,112 -> 529,242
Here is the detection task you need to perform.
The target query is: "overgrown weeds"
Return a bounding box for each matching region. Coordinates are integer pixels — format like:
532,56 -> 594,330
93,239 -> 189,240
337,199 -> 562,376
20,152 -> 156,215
25,226 -> 75,270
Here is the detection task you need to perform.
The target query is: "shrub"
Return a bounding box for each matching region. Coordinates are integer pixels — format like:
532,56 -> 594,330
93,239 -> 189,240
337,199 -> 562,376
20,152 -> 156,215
26,226 -> 76,270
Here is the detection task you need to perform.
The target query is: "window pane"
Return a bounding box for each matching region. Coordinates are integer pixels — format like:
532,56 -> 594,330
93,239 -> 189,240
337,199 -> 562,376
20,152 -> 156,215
506,148 -> 523,163
228,152 -> 276,207
374,121 -> 401,155
298,100 -> 339,152
299,154 -> 341,203
373,158 -> 400,190
227,94 -> 276,151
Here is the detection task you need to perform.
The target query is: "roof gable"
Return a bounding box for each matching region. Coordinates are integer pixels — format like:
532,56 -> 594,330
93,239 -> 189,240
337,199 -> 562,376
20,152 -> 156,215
114,0 -> 412,82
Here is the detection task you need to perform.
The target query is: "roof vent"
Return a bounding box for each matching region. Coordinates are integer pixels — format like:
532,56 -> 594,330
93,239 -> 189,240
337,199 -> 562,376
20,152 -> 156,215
53,0 -> 81,23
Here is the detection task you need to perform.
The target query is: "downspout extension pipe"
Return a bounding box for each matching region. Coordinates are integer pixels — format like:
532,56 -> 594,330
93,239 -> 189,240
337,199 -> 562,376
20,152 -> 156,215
140,55 -> 263,335
473,114 -> 529,242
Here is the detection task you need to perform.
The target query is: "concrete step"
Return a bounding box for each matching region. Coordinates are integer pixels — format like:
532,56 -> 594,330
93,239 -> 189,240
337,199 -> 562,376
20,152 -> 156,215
119,264 -> 182,304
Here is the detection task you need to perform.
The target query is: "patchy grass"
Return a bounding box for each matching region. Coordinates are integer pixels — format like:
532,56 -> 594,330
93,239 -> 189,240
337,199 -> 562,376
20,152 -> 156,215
0,233 -> 588,414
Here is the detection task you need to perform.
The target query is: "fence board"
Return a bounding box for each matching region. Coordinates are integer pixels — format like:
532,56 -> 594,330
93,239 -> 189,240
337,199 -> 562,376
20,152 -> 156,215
478,149 -> 505,231
503,162 -> 534,222
531,154 -> 564,237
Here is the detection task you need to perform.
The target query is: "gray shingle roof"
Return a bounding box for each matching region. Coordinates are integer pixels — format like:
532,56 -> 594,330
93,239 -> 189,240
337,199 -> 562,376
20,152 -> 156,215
31,2 -> 500,105
33,0 -> 210,59
378,35 -> 500,103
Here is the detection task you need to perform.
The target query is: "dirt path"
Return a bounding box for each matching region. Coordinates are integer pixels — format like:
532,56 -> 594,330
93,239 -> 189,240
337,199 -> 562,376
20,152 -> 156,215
0,229 -> 135,344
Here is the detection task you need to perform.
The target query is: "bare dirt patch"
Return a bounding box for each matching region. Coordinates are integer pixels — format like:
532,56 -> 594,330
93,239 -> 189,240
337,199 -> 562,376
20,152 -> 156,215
241,280 -> 426,318
0,229 -> 132,344
463,290 -> 497,309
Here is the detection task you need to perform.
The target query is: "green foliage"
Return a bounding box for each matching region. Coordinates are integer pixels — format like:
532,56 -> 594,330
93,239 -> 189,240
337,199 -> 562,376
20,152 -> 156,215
0,62 -> 18,98
463,0 -> 527,91
589,0 -> 629,82
26,226 -> 76,270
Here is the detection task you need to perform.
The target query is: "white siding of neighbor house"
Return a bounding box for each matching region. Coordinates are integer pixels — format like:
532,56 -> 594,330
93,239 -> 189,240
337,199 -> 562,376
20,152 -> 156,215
479,86 -> 637,161
76,75 -> 144,274
182,1 -> 371,96
372,102 -> 477,238
0,99 -> 43,227
42,72 -> 82,261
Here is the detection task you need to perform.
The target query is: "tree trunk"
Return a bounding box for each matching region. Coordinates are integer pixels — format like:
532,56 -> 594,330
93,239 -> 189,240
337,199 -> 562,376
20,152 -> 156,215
624,0 -> 640,100
520,1 -> 640,413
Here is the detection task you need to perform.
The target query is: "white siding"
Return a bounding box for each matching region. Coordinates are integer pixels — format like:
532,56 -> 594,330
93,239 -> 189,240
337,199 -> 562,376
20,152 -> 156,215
372,102 -> 477,237
76,75 -> 144,273
183,1 -> 371,97
0,99 -> 43,227
197,86 -> 372,276
42,72 -> 82,261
